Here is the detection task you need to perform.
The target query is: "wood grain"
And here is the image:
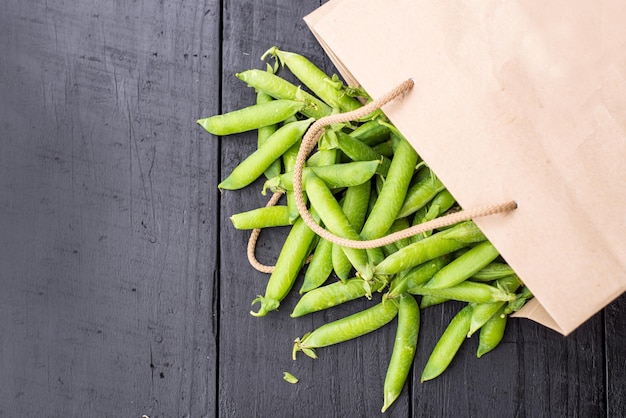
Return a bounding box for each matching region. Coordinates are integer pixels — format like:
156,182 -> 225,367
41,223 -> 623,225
0,0 -> 220,416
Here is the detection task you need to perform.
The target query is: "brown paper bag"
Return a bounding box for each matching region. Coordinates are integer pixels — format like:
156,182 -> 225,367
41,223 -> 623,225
305,0 -> 626,335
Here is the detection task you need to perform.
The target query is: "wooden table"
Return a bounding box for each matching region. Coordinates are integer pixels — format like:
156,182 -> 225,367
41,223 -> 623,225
2,1 -> 624,416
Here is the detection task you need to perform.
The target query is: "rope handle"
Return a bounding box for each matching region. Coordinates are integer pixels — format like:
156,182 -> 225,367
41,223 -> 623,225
291,78 -> 518,250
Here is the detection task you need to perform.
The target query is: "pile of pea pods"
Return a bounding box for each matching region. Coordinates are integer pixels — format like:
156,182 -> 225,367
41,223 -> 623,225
197,46 -> 534,413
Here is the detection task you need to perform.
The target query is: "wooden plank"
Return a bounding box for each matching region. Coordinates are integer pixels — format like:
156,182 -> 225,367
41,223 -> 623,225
606,294 -> 626,417
218,1 -> 409,416
0,0 -> 220,416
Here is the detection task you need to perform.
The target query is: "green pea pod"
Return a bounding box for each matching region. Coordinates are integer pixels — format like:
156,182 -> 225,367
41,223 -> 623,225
332,181 -> 372,282
327,132 -> 391,176
436,220 -> 487,243
420,295 -> 448,309
230,206 -> 292,230
410,206 -> 430,243
332,243 -> 353,282
477,306 -> 507,358
360,137 -> 419,240
300,238 -> 334,294
197,99 -> 304,136
250,214 -> 318,317
349,119 -> 391,146
219,118 -> 314,190
372,140 -> 394,158
292,278 -> 368,317
236,69 -> 332,119
305,172 -> 374,283
468,302 -> 503,338
293,299 -> 399,360
386,217 -> 412,249
306,149 -> 338,167
381,241 -> 399,257
408,281 -> 516,304
283,141 -> 303,223
263,160 -> 380,194
256,90 -> 281,179
423,241 -> 500,289
375,222 -> 484,276
382,294 -> 420,413
470,262 -> 517,282
386,256 -> 449,299
396,168 -> 445,219
263,46 -> 362,112
421,304 -> 473,382
421,189 -> 456,221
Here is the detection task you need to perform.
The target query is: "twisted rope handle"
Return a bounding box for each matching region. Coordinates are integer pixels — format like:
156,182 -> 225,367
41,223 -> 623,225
292,78 -> 517,250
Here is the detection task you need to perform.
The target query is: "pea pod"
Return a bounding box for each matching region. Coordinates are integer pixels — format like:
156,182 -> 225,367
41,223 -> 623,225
292,299 -> 399,360
333,181 -> 372,281
477,305 -> 507,358
420,295 -> 448,309
470,262 -> 517,282
250,215 -> 318,317
408,281 -> 516,304
305,172 -> 374,283
197,99 -> 304,136
421,304 -> 473,382
263,160 -> 380,194
219,118 -> 314,190
263,46 -> 362,112
375,221 -> 486,276
324,131 -> 391,176
467,275 -> 521,336
360,137 -> 419,240
282,141 -> 303,223
396,168 -> 445,219
292,278 -> 368,317
423,241 -> 500,289
386,256 -> 449,300
230,205 -> 292,230
382,294 -> 419,413
349,119 -> 391,146
299,238 -> 334,294
255,90 -> 281,179
236,69 -> 332,119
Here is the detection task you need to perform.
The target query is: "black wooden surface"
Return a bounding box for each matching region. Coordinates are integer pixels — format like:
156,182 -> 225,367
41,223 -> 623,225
1,1 -> 624,417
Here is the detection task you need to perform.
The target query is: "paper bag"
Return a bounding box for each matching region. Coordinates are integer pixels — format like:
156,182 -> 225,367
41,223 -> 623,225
305,0 -> 626,335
